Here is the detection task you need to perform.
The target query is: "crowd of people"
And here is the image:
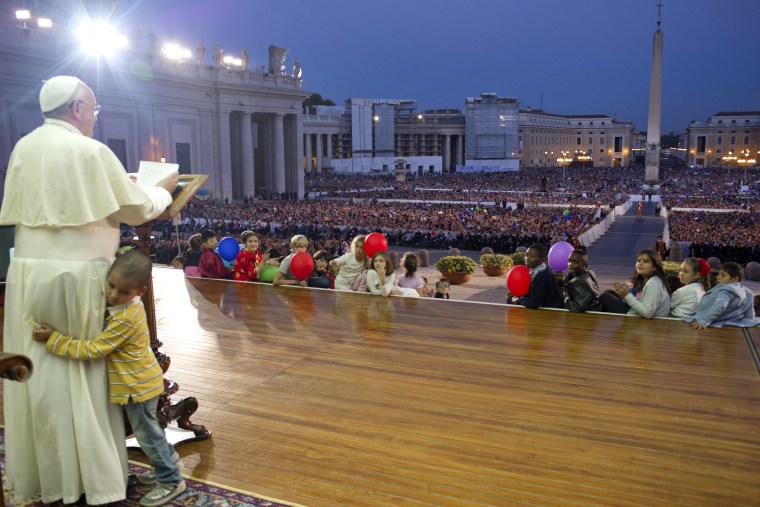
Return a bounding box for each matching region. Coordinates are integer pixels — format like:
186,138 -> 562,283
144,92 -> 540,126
668,210 -> 760,263
141,197 -> 604,264
658,165 -> 759,209
305,167 -> 643,207
141,163 -> 760,266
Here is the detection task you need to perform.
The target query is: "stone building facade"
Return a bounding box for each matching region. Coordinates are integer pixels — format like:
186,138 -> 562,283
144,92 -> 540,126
686,111 -> 760,168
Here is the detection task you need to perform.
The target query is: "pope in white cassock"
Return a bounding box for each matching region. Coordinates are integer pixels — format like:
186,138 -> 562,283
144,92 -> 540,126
0,76 -> 177,504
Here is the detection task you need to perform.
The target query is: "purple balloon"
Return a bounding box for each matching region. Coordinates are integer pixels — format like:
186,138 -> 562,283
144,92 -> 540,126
548,241 -> 574,271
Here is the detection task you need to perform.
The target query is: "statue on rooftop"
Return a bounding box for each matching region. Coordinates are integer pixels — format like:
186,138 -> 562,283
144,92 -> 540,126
268,45 -> 289,75
292,57 -> 302,78
196,39 -> 206,65
148,28 -> 158,54
241,47 -> 251,70
212,42 -> 223,66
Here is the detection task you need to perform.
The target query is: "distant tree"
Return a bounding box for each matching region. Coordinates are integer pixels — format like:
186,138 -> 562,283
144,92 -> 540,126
303,93 -> 335,107
660,132 -> 681,149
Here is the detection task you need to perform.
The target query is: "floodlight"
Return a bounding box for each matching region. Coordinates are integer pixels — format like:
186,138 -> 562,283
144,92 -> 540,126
77,20 -> 128,57
37,18 -> 52,28
163,43 -> 191,60
16,10 -> 31,20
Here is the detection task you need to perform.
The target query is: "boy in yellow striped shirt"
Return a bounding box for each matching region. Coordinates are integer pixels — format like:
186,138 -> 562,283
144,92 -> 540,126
31,249 -> 185,507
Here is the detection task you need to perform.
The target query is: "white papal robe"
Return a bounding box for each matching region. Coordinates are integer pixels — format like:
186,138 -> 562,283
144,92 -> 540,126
0,119 -> 171,504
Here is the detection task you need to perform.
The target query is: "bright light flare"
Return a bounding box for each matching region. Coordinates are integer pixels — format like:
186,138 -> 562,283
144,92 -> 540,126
162,43 -> 191,60
16,10 -> 31,20
77,20 -> 128,57
37,18 -> 52,28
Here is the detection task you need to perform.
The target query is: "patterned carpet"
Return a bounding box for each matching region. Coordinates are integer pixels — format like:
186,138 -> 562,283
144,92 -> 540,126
0,429 -> 296,506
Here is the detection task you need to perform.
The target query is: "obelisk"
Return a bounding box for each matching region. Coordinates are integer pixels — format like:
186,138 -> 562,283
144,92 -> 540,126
644,2 -> 664,182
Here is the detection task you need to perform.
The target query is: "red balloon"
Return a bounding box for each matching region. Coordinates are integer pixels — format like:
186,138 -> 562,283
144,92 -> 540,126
363,233 -> 388,259
289,251 -> 314,281
506,265 -> 531,297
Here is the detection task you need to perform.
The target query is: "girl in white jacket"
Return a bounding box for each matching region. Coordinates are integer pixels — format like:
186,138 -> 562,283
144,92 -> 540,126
669,257 -> 711,318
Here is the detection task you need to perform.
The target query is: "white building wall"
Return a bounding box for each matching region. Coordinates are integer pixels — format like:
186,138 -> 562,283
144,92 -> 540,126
332,156 -> 442,174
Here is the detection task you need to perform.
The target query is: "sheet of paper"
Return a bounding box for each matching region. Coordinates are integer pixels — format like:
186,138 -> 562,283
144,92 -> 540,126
135,161 -> 180,190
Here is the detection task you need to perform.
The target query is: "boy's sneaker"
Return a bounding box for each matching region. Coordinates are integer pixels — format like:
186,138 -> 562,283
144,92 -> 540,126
139,480 -> 186,507
137,451 -> 183,486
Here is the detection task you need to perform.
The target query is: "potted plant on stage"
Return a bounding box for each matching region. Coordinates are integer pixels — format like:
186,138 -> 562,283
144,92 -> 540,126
511,251 -> 526,267
480,253 -> 513,277
434,255 -> 478,285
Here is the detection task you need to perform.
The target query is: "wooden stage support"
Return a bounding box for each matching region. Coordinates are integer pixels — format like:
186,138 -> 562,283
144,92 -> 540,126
4,267 -> 760,505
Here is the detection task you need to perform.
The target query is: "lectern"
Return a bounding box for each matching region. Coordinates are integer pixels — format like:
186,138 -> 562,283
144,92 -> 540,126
127,174 -> 211,447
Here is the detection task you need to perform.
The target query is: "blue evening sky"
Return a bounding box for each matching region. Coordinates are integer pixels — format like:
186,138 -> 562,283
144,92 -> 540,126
105,0 -> 760,133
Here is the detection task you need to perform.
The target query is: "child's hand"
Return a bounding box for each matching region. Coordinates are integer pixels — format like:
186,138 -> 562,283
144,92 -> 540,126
612,282 -> 629,298
31,323 -> 54,342
689,321 -> 708,330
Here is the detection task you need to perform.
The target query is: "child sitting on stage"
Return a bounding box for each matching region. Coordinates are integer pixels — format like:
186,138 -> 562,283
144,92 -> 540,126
684,262 -> 759,329
434,278 -> 451,299
198,229 -> 232,279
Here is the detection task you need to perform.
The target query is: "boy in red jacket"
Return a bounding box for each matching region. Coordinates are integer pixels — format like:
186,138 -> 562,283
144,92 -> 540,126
198,230 -> 232,279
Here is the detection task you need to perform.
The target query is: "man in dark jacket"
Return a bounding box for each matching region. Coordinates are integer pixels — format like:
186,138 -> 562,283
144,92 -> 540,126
509,243 -> 564,309
562,250 -> 602,312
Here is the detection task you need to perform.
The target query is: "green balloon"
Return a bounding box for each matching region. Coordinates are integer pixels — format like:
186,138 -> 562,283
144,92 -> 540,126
258,264 -> 279,282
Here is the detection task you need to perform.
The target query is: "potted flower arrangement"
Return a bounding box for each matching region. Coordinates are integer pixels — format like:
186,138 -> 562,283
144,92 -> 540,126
511,251 -> 526,267
434,255 -> 478,285
480,254 -> 513,277
662,261 -> 681,277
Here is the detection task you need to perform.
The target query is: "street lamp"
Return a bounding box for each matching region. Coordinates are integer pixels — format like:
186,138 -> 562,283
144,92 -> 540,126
737,148 -> 756,184
415,114 -> 423,157
575,150 -> 591,170
722,150 -> 736,168
556,150 -> 572,183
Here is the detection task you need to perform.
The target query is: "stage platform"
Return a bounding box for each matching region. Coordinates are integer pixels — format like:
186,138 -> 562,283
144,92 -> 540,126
4,266 -> 760,506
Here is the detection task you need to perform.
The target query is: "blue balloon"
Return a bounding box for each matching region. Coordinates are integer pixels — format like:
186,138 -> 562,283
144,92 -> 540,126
218,237 -> 240,262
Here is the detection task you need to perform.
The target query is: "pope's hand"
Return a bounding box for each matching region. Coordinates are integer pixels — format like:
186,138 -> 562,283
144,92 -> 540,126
156,172 -> 179,194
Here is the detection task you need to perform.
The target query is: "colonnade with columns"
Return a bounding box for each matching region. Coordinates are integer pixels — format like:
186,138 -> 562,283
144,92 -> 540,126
221,110 -> 304,200
303,132 -> 334,173
301,130 -> 466,173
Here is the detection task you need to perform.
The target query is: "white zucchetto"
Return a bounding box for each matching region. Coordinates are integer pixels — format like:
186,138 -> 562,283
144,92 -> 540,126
39,76 -> 83,113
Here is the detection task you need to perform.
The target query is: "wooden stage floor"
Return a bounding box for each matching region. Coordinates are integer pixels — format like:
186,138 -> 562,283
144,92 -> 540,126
4,266 -> 760,506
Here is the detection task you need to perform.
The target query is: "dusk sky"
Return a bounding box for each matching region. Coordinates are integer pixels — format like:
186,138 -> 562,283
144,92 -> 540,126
107,0 -> 760,133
